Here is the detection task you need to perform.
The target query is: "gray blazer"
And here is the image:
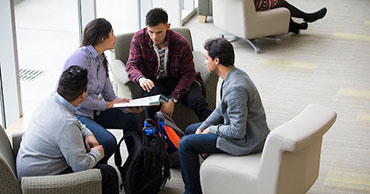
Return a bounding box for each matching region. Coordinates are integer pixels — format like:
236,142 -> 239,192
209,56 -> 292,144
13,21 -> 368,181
199,67 -> 270,156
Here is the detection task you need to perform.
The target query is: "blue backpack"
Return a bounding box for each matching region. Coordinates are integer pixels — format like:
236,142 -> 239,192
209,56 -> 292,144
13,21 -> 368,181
143,112 -> 185,154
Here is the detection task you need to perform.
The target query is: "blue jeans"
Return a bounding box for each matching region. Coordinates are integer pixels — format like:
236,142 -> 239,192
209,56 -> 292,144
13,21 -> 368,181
76,108 -> 139,163
179,123 -> 224,194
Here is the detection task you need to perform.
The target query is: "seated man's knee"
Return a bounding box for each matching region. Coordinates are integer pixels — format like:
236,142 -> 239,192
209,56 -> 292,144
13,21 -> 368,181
179,135 -> 194,152
185,123 -> 201,135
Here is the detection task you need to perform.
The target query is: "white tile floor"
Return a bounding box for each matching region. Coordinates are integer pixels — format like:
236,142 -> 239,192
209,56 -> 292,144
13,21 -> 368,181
15,0 -> 139,118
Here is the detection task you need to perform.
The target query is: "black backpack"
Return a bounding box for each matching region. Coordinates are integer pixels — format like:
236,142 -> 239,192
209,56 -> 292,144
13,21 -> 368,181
115,131 -> 170,194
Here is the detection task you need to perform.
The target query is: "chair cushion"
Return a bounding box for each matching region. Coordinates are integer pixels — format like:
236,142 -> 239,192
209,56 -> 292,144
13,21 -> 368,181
200,153 -> 261,193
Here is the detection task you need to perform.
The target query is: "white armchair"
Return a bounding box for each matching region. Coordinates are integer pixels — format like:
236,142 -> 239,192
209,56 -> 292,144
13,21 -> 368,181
200,104 -> 337,194
213,0 -> 290,53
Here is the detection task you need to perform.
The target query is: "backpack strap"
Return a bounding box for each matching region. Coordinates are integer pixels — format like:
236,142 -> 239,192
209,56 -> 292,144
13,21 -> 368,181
114,134 -> 126,171
156,112 -> 185,137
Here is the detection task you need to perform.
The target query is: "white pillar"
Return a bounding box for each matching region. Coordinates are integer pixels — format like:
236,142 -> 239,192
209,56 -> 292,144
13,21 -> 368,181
78,0 -> 97,42
0,0 -> 23,128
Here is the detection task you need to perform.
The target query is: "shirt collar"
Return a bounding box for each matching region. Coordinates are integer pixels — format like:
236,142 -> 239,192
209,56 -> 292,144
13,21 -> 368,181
224,66 -> 237,83
55,93 -> 77,114
86,45 -> 99,59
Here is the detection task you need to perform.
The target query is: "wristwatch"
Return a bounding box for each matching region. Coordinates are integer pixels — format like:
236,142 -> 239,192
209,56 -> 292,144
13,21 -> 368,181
171,98 -> 178,104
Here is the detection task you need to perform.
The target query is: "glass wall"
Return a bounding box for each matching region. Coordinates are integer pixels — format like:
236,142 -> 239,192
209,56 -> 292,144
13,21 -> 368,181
96,0 -> 139,35
1,0 -> 197,128
14,0 -> 80,118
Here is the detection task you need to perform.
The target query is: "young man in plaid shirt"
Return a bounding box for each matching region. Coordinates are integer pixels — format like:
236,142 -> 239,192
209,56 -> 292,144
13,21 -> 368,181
126,8 -> 212,122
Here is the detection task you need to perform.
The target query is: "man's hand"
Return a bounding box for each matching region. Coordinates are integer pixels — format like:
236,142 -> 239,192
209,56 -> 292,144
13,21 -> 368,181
160,99 -> 175,117
202,128 -> 211,134
91,145 -> 105,158
138,77 -> 155,92
195,128 -> 202,134
85,134 -> 99,152
106,97 -> 130,109
126,106 -> 144,114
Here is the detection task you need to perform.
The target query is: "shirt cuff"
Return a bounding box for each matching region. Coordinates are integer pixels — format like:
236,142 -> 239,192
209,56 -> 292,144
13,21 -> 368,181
208,125 -> 218,135
199,123 -> 208,130
136,76 -> 145,84
89,148 -> 103,162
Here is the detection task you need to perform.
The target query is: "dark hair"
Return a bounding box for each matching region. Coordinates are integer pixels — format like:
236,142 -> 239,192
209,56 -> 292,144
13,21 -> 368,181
57,66 -> 88,102
204,38 -> 235,66
146,8 -> 168,27
81,18 -> 112,76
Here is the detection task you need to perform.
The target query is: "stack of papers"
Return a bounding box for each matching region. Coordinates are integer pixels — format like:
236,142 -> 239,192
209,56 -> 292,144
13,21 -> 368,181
113,94 -> 169,108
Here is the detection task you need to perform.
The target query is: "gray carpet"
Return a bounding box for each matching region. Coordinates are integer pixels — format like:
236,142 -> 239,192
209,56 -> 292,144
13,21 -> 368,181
110,0 -> 370,193
149,0 -> 370,193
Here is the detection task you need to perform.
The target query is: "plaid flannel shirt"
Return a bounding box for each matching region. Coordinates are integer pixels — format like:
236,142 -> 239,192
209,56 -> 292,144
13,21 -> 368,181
126,28 -> 200,101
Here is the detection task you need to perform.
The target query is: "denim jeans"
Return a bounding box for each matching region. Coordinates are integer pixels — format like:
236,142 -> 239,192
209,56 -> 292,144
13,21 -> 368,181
76,108 -> 139,163
179,123 -> 224,194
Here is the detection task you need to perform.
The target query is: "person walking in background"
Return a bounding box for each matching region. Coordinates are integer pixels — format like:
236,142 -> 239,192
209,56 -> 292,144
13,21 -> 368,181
254,0 -> 327,33
17,66 -> 119,194
178,38 -> 270,194
126,8 -> 212,121
63,18 -> 142,163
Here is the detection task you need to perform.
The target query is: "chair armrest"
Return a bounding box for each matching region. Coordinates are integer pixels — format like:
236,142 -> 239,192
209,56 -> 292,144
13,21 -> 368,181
111,59 -> 130,85
12,132 -> 24,158
21,169 -> 102,194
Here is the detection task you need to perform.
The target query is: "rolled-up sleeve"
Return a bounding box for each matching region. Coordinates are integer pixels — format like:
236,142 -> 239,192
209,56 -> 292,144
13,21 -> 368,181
58,120 -> 102,172
126,33 -> 145,82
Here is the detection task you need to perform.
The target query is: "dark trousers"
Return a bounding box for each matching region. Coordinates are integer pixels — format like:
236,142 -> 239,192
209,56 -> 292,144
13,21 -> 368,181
143,78 -> 212,121
76,109 -> 139,163
179,123 -> 224,194
60,164 -> 119,194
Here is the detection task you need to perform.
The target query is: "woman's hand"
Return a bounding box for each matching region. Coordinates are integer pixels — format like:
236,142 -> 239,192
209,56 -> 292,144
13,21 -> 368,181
106,97 -> 130,109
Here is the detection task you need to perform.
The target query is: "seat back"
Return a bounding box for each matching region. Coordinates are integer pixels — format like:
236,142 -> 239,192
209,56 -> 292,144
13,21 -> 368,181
114,32 -> 135,64
0,125 -> 22,193
259,104 -> 337,194
213,0 -> 290,39
198,0 -> 213,16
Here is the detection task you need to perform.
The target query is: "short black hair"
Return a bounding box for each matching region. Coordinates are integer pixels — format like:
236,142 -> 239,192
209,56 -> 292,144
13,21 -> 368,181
146,8 -> 168,27
204,38 -> 235,66
57,66 -> 88,102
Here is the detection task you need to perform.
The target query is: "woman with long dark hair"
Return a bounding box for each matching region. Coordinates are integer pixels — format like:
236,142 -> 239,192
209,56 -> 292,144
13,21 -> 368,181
63,18 -> 142,163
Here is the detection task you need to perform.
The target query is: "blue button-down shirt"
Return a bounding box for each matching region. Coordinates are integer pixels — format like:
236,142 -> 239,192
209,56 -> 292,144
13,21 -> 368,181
63,45 -> 117,119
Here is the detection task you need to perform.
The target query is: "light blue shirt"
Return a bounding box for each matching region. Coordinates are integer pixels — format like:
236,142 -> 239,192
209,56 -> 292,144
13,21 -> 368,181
63,45 -> 117,119
16,93 -> 103,181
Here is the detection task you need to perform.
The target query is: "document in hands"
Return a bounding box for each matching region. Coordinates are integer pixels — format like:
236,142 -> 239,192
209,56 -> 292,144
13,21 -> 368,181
113,94 -> 169,108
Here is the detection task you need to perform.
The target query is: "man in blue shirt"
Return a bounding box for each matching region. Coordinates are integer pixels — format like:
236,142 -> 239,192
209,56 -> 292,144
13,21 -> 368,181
16,66 -> 119,194
179,38 -> 270,194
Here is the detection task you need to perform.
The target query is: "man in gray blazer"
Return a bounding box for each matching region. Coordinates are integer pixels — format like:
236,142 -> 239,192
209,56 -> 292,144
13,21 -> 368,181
178,38 -> 270,194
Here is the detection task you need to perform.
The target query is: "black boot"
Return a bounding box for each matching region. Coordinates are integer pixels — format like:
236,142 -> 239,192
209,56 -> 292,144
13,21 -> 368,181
304,8 -> 327,23
289,19 -> 308,34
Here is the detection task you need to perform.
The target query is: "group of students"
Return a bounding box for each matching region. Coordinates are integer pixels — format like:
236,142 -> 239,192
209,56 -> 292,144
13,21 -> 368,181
16,2 -> 327,194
